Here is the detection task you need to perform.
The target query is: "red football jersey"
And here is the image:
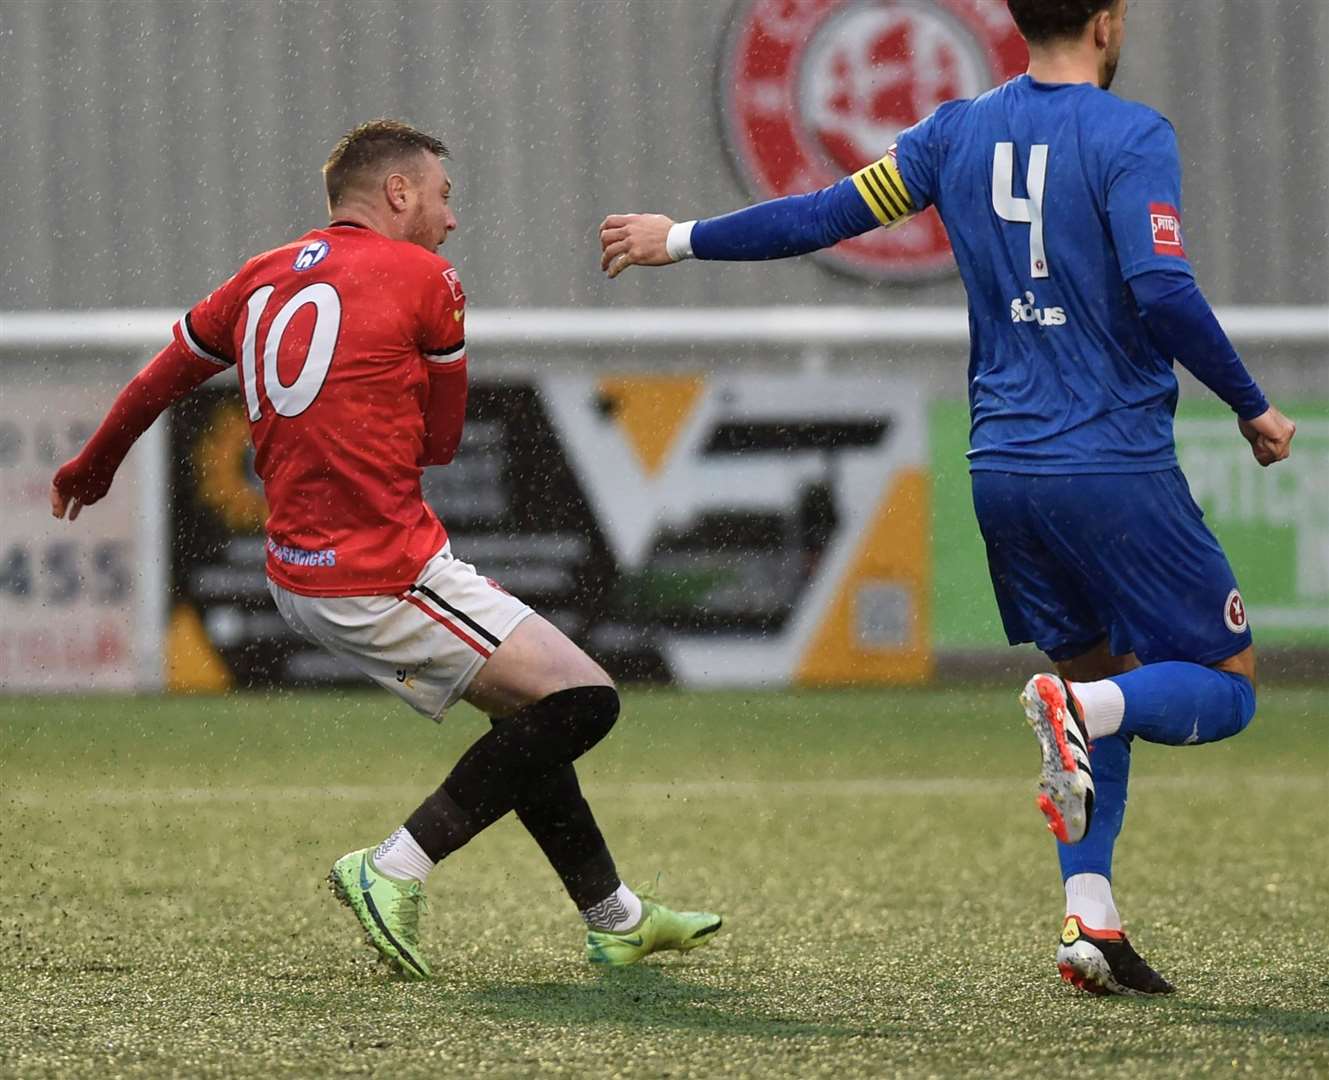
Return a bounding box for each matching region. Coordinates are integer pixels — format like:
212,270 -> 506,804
174,223 -> 466,596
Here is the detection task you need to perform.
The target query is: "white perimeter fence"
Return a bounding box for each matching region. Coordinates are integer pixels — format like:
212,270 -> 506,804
6,303 -> 1325,400
4,305 -> 1327,350
1,306 -> 1325,692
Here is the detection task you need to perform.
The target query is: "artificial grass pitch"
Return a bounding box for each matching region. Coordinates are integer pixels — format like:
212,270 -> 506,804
2,685 -> 1326,1078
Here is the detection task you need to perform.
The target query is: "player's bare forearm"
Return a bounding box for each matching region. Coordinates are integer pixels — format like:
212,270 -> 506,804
1238,403 -> 1295,467
599,213 -> 676,278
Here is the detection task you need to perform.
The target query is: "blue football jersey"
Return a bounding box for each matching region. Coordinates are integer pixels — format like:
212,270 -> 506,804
895,75 -> 1196,474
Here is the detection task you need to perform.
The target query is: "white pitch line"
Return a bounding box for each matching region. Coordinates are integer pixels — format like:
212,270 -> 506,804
2,774 -> 1322,807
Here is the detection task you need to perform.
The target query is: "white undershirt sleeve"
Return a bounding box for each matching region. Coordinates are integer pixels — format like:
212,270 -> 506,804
665,220 -> 697,262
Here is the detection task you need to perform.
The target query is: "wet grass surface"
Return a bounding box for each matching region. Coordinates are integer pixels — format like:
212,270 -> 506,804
2,685 -> 1327,1078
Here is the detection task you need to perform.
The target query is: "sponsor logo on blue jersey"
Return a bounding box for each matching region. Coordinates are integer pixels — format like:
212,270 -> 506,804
1009,291 -> 1066,327
293,240 -> 330,271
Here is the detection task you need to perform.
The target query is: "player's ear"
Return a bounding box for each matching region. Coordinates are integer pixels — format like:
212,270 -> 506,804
1092,8 -> 1112,49
384,171 -> 411,213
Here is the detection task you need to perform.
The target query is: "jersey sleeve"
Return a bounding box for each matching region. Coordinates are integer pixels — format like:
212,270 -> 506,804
419,263 -> 467,369
689,178 -> 880,261
173,273 -> 243,369
849,147 -> 918,228
53,338 -> 225,506
1130,268 -> 1267,420
417,262 -> 468,466
1104,115 -> 1195,282
893,105 -> 950,213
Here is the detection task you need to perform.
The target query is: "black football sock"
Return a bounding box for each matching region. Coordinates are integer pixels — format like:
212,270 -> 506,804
403,685 -> 619,863
503,757 -> 621,911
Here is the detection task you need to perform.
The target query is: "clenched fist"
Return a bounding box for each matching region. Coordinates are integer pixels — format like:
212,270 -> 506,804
1238,404 -> 1295,467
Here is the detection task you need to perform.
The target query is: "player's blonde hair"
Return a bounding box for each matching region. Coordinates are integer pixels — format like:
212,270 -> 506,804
323,119 -> 449,206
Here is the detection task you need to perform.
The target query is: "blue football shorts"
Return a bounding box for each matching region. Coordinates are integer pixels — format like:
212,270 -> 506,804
970,468 -> 1252,665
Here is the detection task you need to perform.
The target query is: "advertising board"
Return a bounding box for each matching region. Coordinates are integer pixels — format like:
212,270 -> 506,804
930,400 -> 1329,650
0,375 -> 164,691
165,373 -> 931,691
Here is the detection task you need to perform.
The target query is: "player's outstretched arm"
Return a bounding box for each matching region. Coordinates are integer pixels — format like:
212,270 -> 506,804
50,339 -> 223,521
599,159 -> 913,278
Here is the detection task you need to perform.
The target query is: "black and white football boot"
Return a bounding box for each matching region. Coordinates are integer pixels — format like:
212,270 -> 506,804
1020,674 -> 1095,844
1056,916 -> 1175,996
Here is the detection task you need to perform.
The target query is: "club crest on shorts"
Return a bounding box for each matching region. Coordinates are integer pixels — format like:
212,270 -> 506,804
1224,588 -> 1248,633
717,0 -> 1026,281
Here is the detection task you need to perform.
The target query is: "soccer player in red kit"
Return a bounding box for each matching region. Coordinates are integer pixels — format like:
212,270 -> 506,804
50,120 -> 720,979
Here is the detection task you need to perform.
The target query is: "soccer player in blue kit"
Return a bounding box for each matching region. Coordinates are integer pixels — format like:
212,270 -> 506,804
598,0 -> 1297,995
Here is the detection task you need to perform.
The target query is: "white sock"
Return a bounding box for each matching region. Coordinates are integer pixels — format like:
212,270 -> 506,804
1065,873 -> 1122,931
371,827 -> 435,884
1066,678 -> 1126,740
580,882 -> 643,932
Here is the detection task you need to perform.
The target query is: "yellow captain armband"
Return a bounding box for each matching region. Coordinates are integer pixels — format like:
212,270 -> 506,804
851,152 -> 916,228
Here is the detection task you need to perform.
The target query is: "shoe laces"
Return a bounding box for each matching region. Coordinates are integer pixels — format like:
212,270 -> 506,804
388,880 -> 428,942
633,872 -> 666,909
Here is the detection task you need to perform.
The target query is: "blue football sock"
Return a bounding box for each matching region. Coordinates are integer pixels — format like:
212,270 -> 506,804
1058,732 -> 1131,881
1109,663 -> 1256,746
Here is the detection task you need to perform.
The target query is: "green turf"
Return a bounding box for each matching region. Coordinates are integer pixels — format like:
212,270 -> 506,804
2,685 -> 1327,1079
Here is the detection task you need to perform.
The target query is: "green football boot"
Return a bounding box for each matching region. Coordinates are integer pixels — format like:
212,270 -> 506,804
327,848 -> 431,980
585,892 -> 723,966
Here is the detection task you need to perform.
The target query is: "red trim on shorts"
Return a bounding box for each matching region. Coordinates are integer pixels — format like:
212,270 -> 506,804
400,593 -> 493,658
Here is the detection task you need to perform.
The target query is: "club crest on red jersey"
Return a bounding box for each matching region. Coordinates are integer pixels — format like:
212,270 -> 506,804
1149,202 -> 1185,256
1224,588 -> 1247,633
718,0 -> 1027,281
293,239 -> 330,271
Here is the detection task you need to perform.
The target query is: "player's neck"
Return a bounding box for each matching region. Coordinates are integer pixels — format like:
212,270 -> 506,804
1025,45 -> 1101,88
326,205 -> 403,242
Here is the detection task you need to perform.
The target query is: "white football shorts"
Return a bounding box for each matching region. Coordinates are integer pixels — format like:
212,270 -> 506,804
268,543 -> 534,719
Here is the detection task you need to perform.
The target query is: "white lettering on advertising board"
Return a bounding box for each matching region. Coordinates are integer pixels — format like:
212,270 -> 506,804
0,378 -> 165,691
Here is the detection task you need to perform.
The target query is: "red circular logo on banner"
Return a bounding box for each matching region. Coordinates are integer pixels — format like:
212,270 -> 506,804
718,0 -> 1027,281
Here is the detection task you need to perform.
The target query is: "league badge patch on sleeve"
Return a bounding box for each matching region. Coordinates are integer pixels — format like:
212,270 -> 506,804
1149,203 -> 1185,256
1224,589 -> 1248,634
441,267 -> 465,303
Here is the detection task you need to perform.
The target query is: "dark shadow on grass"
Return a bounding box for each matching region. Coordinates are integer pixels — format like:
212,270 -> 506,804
1163,1000 -> 1329,1039
460,964 -> 883,1040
